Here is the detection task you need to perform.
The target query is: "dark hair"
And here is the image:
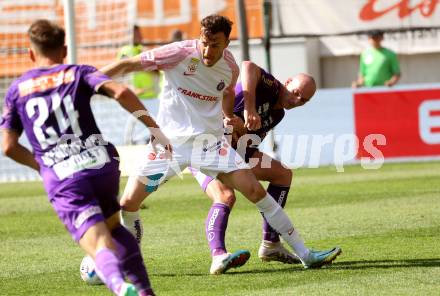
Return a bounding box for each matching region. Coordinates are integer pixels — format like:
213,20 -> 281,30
200,14 -> 233,38
171,29 -> 183,42
368,29 -> 384,38
28,19 -> 65,54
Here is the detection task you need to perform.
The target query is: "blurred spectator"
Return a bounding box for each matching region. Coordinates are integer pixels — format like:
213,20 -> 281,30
170,29 -> 183,42
117,25 -> 160,99
352,30 -> 401,88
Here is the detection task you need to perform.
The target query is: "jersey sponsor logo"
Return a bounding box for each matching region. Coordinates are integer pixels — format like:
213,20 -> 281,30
202,140 -> 222,152
18,69 -> 75,97
216,80 -> 225,91
183,57 -> 199,76
52,146 -> 110,180
177,87 -> 218,102
261,74 -> 274,87
41,134 -> 107,167
74,206 -> 102,229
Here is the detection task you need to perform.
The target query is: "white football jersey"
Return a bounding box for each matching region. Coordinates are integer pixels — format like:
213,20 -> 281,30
140,39 -> 239,139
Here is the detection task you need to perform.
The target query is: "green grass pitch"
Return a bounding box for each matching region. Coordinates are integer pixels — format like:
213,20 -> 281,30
1,161 -> 440,295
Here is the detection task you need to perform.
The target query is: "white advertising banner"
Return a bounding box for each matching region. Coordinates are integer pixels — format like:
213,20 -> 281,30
273,0 -> 440,55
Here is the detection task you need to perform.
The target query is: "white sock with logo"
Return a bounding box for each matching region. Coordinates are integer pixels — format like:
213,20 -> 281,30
255,194 -> 310,259
120,210 -> 143,244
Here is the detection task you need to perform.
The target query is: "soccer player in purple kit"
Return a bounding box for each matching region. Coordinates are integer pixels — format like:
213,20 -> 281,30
190,61 -> 320,272
0,19 -> 169,296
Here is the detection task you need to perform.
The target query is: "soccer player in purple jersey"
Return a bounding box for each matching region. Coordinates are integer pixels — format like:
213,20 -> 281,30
190,61 -> 322,271
0,19 -> 170,296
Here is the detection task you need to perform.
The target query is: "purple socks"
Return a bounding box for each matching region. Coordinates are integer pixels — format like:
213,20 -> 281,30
112,225 -> 154,295
94,248 -> 125,294
206,203 -> 230,256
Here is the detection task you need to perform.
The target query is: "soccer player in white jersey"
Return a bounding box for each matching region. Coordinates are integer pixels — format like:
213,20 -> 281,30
189,66 -> 318,268
100,14 -> 342,275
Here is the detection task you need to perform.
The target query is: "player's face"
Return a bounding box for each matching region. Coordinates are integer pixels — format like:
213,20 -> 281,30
199,29 -> 230,66
369,35 -> 383,48
283,79 -> 312,109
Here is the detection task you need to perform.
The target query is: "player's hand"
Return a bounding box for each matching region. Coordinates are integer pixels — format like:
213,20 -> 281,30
224,116 -> 247,144
150,128 -> 173,160
224,115 -> 246,135
243,109 -> 261,131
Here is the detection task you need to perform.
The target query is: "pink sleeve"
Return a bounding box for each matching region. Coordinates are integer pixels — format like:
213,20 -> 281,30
223,49 -> 239,93
140,40 -> 195,71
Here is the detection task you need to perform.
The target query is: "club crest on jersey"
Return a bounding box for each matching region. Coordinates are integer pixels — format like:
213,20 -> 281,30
183,58 -> 199,76
217,80 -> 225,91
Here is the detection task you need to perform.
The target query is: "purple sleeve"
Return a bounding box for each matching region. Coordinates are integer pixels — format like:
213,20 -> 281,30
80,65 -> 112,92
260,69 -> 282,98
0,85 -> 23,133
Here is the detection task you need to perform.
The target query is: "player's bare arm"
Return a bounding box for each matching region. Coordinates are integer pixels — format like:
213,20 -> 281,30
222,85 -> 244,143
1,129 -> 40,171
222,84 -> 236,120
223,116 -> 246,145
241,61 -> 262,130
99,80 -> 172,157
100,54 -> 144,78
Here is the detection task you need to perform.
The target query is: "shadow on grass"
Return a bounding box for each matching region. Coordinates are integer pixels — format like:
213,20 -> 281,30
330,258 -> 440,270
154,265 -> 301,277
153,258 -> 440,277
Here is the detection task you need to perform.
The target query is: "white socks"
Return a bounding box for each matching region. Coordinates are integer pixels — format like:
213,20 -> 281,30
120,210 -> 143,244
256,194 -> 309,259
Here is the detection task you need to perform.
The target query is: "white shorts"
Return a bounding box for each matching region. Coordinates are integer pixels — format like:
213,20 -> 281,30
133,135 -> 248,192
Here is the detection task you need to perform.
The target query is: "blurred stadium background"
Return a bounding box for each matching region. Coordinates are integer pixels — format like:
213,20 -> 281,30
1,0 -> 440,181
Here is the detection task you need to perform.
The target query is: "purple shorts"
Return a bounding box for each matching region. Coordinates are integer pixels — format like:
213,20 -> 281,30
48,171 -> 121,242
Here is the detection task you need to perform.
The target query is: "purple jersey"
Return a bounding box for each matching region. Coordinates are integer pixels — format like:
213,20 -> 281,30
233,68 -> 285,140
0,64 -> 119,195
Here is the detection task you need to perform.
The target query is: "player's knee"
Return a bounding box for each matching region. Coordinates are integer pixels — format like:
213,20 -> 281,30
218,188 -> 236,208
246,183 -> 266,203
280,168 -> 293,186
119,193 -> 140,211
105,212 -> 121,231
271,167 -> 292,186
